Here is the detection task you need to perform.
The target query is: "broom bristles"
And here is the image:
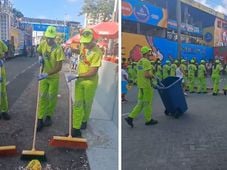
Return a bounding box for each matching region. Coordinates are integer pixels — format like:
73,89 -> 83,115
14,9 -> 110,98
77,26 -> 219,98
21,150 -> 47,162
0,145 -> 17,156
49,136 -> 88,149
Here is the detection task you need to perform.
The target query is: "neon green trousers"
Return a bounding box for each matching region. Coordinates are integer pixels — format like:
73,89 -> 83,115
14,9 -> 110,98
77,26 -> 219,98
37,78 -> 59,119
188,76 -> 195,92
128,87 -> 154,122
197,77 -> 207,93
0,67 -> 8,112
212,76 -> 220,93
73,77 -> 98,129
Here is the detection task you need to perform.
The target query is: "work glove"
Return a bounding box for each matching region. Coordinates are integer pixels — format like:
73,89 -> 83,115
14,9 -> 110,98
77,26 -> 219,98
0,59 -> 4,67
67,74 -> 79,82
37,73 -> 48,81
38,56 -> 44,66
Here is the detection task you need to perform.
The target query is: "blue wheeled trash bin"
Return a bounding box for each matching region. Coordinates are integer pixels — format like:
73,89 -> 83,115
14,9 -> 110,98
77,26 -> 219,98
156,76 -> 188,118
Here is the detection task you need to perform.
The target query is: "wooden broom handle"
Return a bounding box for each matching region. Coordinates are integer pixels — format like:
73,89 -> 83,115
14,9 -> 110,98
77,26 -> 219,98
32,66 -> 42,150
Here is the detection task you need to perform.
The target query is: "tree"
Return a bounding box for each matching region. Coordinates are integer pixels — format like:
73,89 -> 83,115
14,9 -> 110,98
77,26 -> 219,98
79,0 -> 114,23
12,8 -> 24,18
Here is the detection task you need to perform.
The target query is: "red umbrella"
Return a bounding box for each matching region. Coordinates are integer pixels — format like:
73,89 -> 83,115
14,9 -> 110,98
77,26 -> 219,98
90,22 -> 118,39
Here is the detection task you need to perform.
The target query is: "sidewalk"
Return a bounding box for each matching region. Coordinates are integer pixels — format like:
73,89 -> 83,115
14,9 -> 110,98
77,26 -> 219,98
63,60 -> 118,170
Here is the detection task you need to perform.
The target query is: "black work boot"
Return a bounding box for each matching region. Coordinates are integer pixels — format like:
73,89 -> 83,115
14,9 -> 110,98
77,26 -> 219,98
124,117 -> 134,128
224,90 -> 227,96
37,119 -> 44,132
145,119 -> 158,126
1,112 -> 11,120
81,122 -> 87,130
72,128 -> 82,138
44,116 -> 52,126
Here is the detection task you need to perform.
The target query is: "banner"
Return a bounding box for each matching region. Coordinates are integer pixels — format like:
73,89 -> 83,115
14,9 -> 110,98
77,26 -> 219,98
122,0 -> 167,28
32,24 -> 69,34
168,19 -> 202,35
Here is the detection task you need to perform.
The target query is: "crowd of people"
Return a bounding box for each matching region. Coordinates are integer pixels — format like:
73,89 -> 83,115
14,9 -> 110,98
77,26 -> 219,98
123,46 -> 227,128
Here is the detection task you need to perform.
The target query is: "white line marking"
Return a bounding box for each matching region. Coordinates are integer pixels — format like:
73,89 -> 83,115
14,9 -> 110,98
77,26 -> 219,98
6,62 -> 37,86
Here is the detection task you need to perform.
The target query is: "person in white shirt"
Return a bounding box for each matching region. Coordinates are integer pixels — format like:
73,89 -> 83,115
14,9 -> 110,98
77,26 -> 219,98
122,63 -> 129,102
176,61 -> 187,96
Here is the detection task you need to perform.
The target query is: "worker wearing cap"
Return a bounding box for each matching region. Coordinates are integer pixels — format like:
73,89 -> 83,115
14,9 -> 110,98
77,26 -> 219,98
188,59 -> 197,93
155,60 -> 162,80
69,28 -> 103,137
211,60 -> 222,95
163,60 -> 171,79
36,26 -> 65,131
0,40 -> 10,120
127,62 -> 137,85
170,60 -> 178,76
125,46 -> 158,128
197,60 -> 207,93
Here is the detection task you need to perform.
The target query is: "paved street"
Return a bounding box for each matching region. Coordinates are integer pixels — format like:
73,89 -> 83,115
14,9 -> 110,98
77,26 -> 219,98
122,84 -> 227,170
0,56 -> 89,169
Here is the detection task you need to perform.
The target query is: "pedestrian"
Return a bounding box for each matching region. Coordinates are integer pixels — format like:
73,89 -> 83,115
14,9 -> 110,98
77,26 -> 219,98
197,60 -> 207,93
170,60 -> 178,76
188,59 -> 197,93
180,59 -> 188,90
36,26 -> 65,131
176,61 -> 187,96
155,60 -> 162,80
211,59 -> 222,96
68,28 -> 103,137
122,63 -> 129,102
163,60 -> 171,79
0,40 -> 10,120
125,46 -> 158,128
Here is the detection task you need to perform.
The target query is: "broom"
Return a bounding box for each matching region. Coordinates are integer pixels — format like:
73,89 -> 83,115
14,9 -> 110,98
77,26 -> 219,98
0,65 -> 17,156
21,64 -> 47,161
48,53 -> 88,149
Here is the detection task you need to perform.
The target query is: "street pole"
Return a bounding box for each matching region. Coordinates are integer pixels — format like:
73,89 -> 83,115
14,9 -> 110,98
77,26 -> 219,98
177,0 -> 181,60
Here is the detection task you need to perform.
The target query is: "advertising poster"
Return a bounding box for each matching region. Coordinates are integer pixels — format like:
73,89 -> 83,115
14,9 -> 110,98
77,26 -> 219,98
122,0 -> 168,28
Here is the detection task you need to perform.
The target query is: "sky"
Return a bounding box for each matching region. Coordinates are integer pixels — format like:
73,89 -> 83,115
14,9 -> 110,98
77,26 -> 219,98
194,0 -> 227,15
11,0 -> 84,24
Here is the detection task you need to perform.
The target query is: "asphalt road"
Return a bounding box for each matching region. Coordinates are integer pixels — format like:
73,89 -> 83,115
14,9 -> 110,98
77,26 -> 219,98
0,56 -> 89,170
122,83 -> 227,170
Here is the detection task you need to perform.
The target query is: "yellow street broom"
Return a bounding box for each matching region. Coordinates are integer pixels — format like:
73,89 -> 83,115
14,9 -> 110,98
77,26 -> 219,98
21,65 -> 46,161
49,54 -> 88,149
0,65 -> 17,156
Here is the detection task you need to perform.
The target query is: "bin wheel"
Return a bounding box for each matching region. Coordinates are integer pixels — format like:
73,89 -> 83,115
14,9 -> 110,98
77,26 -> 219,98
164,110 -> 169,116
174,109 -> 182,119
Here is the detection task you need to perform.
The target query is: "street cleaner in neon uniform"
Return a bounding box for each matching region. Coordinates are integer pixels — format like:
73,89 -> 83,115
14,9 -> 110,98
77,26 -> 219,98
0,40 -> 10,120
36,26 -> 65,131
211,59 -> 222,96
125,46 -> 158,128
67,28 -> 103,137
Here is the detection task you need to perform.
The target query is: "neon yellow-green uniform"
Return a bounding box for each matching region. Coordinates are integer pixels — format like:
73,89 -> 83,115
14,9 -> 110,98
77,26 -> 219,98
211,63 -> 222,94
128,58 -> 154,122
188,63 -> 197,92
127,62 -> 137,84
224,67 -> 227,92
180,62 -> 187,86
73,45 -> 103,129
0,40 -> 9,113
37,41 -> 65,119
156,64 -> 162,80
163,63 -> 170,79
197,63 -> 207,93
170,63 -> 177,76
